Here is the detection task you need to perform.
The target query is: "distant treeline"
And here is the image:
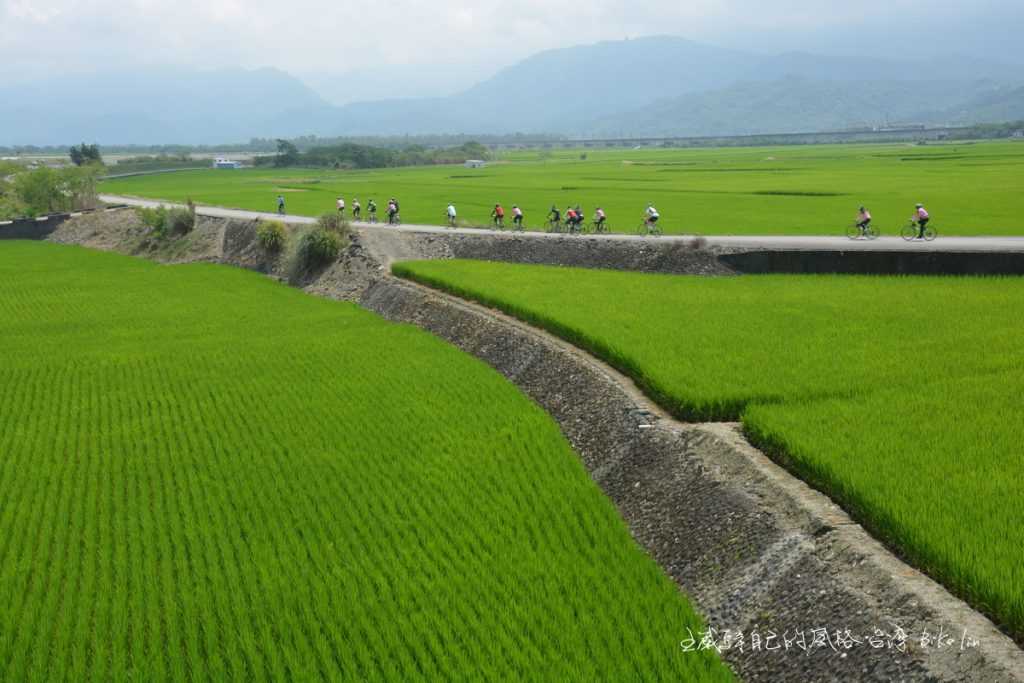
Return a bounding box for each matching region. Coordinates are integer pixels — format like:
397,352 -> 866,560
256,140 -> 493,169
0,133 -> 562,157
945,120 -> 1024,140
3,121 -> 1022,158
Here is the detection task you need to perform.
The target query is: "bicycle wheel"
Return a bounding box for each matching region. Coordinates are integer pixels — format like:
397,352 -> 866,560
846,224 -> 862,239
900,224 -> 918,241
923,226 -> 937,241
865,224 -> 880,240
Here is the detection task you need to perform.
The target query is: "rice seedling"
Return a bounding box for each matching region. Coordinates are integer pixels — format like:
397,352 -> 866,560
395,259 -> 1024,638
0,242 -> 732,681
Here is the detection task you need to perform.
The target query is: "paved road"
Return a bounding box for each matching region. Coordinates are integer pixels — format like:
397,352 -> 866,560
100,194 -> 1024,253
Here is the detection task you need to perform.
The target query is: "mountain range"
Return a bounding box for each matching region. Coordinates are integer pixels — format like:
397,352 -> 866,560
2,37 -> 1023,146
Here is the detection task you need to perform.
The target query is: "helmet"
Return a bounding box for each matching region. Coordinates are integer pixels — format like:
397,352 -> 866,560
916,203 -> 923,208
859,206 -> 865,211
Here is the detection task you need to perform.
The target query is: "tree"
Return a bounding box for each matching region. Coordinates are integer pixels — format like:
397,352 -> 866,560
274,139 -> 300,167
60,165 -> 102,211
10,164 -> 102,216
69,143 -> 102,166
13,167 -> 62,214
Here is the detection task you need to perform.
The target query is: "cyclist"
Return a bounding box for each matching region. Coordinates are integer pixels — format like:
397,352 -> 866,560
644,203 -> 660,232
336,196 -> 345,217
276,195 -> 285,215
548,205 -> 561,229
352,198 -> 361,220
565,206 -> 578,232
512,205 -> 523,230
447,202 -> 457,227
855,205 -> 872,237
491,203 -> 505,228
387,199 -> 398,225
594,207 -> 607,231
367,199 -> 378,222
911,203 -> 930,239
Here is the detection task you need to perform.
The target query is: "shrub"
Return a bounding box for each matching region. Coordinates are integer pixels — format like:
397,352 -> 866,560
296,228 -> 341,269
167,206 -> 195,235
136,202 -> 193,238
316,211 -> 349,235
256,220 -> 287,252
137,206 -> 169,237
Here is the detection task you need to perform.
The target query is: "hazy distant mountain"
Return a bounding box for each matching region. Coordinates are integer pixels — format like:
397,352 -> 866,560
2,38 -> 1022,145
300,62 -> 496,106
587,77 -> 1014,138
0,67 -> 329,146
316,37 -> 1023,137
940,85 -> 1024,124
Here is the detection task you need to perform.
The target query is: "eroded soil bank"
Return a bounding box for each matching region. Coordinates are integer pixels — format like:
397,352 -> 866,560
44,211 -> 1024,681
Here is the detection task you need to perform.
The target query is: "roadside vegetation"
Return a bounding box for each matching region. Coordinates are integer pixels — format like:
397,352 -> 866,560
109,154 -> 207,175
135,200 -> 196,238
256,219 -> 287,252
258,138 -> 491,169
0,242 -> 732,681
104,140 -> 1024,235
0,162 -> 103,220
394,259 -> 1024,639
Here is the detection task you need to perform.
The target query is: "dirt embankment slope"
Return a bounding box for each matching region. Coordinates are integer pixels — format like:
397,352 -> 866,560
49,209 -> 733,300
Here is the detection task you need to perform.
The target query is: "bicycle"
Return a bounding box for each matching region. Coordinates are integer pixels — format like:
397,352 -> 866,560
845,222 -> 879,240
368,212 -> 378,224
900,221 -> 936,242
635,219 -> 662,237
545,219 -> 564,233
591,220 -> 611,234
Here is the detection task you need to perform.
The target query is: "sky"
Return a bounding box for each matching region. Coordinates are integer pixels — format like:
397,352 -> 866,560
2,0 -> 1022,101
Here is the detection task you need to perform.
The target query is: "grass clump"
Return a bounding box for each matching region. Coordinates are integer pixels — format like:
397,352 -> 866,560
136,205 -> 168,235
0,242 -> 732,681
256,219 -> 287,252
394,259 -> 1024,638
296,227 -> 340,267
316,210 -> 349,234
136,200 -> 195,238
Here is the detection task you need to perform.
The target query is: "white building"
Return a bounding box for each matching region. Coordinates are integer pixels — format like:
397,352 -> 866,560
213,158 -> 242,169
464,159 -> 486,169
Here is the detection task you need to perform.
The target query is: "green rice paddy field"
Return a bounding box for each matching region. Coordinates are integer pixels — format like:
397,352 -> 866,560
102,141 -> 1024,236
394,259 -> 1024,639
0,242 -> 732,681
